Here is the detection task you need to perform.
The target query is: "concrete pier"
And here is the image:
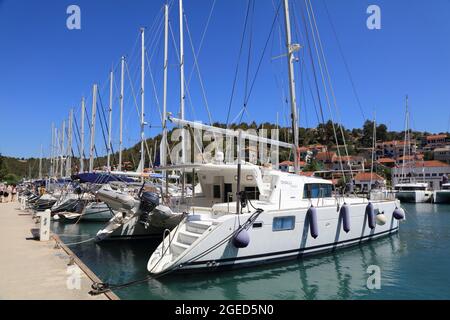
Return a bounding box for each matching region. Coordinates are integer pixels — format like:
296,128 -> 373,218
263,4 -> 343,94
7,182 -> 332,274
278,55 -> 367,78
0,201 -> 117,300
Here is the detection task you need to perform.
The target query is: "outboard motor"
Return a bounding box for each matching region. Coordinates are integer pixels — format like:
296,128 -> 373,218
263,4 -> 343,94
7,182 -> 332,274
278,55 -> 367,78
139,192 -> 159,213
73,185 -> 83,195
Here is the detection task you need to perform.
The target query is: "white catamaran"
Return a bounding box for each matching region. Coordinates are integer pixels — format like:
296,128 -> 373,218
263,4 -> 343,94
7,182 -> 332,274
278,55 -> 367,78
146,0 -> 405,275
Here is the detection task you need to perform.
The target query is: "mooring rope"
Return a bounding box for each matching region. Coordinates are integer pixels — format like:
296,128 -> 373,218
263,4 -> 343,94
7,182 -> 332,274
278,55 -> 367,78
89,206 -> 264,296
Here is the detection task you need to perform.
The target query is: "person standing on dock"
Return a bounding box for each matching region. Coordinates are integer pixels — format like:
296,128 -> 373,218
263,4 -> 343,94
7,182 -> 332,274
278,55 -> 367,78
11,185 -> 17,202
3,185 -> 10,203
0,184 -> 4,203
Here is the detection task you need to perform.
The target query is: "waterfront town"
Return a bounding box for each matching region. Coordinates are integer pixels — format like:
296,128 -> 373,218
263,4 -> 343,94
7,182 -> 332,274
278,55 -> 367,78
278,133 -> 450,192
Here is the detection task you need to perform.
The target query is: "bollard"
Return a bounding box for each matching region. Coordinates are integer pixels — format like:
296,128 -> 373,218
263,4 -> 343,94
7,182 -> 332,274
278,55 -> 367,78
20,196 -> 26,210
36,209 -> 51,241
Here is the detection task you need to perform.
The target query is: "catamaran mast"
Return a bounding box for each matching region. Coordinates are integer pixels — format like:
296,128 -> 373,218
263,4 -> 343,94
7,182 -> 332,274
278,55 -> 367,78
89,84 -> 98,172
162,4 -> 169,197
140,28 -> 146,182
107,68 -> 114,171
80,97 -> 85,173
119,56 -> 125,171
282,0 -> 300,174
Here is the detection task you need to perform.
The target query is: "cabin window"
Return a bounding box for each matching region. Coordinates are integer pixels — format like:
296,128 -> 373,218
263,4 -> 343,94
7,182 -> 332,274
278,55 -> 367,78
213,185 -> 221,199
273,216 -> 295,231
303,183 -> 332,199
252,222 -> 263,228
244,186 -> 260,200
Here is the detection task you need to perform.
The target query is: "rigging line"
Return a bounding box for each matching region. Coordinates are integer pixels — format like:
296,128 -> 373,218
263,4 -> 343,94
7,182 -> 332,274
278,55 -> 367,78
184,12 -> 214,125
296,1 -> 325,125
225,0 -> 252,127
96,95 -> 111,156
302,58 -> 322,127
299,59 -> 309,128
297,0 -> 335,167
72,114 -> 83,159
322,0 -> 366,121
145,47 -> 164,126
144,138 -> 153,168
64,125 -> 76,159
124,60 -> 143,122
298,0 -> 343,177
82,103 -> 100,160
307,0 -> 350,139
168,21 -> 199,121
242,0 -> 282,111
186,0 -> 217,87
239,0 -> 256,125
304,0 -> 345,160
306,0 -> 354,180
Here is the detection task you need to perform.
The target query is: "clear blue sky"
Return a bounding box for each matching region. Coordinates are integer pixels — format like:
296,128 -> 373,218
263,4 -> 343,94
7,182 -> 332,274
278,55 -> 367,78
1,0 -> 450,158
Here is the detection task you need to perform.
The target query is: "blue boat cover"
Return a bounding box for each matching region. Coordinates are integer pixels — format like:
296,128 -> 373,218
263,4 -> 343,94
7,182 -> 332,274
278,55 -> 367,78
73,173 -> 134,184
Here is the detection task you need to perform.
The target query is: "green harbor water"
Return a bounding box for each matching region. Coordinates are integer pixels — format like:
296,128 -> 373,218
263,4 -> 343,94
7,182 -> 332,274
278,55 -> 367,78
52,203 -> 450,300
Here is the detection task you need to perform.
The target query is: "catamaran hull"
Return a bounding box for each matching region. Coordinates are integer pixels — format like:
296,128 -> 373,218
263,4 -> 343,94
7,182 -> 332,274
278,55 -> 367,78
433,191 -> 450,204
148,200 -> 402,274
396,191 -> 432,203
169,228 -> 398,273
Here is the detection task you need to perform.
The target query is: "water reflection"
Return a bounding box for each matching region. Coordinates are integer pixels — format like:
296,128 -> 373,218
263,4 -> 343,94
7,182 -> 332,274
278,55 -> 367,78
140,235 -> 403,300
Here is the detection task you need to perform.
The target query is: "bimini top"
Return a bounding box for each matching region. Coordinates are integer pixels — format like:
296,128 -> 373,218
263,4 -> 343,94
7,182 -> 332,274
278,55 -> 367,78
72,173 -> 134,184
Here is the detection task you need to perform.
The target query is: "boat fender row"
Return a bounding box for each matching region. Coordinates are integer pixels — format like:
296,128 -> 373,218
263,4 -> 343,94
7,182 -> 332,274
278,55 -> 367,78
340,203 -> 351,233
393,207 -> 405,220
307,206 -> 319,239
366,202 -> 376,229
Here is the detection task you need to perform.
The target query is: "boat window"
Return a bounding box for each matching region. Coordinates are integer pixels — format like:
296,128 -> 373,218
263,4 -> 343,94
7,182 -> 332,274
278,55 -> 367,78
303,183 -> 332,199
252,222 -> 263,228
396,186 -> 426,191
244,187 -> 260,200
273,216 -> 295,231
213,185 -> 221,199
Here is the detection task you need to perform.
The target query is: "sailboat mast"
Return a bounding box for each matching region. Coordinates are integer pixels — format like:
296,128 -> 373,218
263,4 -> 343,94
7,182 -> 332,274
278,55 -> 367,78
179,0 -> 186,198
60,120 -> 65,177
107,68 -> 114,170
162,4 -> 169,197
140,28 -> 146,181
119,56 -> 125,171
89,84 -> 98,172
401,95 -> 408,182
54,127 -> 59,177
50,123 -> 54,177
282,0 -> 300,173
39,144 -> 43,180
80,97 -> 85,173
67,109 -> 73,177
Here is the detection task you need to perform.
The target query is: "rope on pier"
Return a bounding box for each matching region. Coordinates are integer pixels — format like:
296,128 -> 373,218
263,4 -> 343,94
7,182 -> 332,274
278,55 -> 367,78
89,202 -> 264,296
54,235 -> 96,246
